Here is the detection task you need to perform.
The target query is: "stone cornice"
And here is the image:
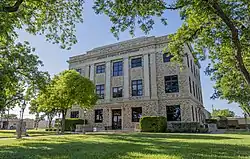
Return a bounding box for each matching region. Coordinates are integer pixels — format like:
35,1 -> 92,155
68,35 -> 170,64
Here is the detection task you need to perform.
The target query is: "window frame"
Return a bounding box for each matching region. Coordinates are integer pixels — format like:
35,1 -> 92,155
96,64 -> 105,74
131,57 -> 142,68
166,105 -> 181,121
164,75 -> 179,93
163,53 -> 174,63
96,84 -> 105,99
132,107 -> 142,122
113,61 -> 123,76
192,81 -> 195,97
95,109 -> 103,123
186,54 -> 190,68
112,87 -> 123,98
131,79 -> 143,96
189,77 -> 192,94
70,111 -> 79,118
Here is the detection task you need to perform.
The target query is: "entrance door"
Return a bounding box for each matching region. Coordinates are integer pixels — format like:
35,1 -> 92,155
112,109 -> 122,129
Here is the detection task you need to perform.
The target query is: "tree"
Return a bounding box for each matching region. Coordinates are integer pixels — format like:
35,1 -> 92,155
37,70 -> 97,134
240,103 -> 250,117
93,0 -> 250,113
0,42 -> 50,110
2,113 -> 18,119
0,0 -> 84,50
212,109 -> 235,118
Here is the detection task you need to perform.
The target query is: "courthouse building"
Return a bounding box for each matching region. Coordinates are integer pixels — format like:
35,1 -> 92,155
67,35 -> 205,130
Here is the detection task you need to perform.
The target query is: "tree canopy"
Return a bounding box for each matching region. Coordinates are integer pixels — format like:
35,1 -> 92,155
0,42 -> 50,110
212,109 -> 235,118
36,70 -> 97,133
93,0 -> 250,114
0,0 -> 84,49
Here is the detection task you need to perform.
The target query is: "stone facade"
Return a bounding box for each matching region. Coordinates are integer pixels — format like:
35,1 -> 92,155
67,35 -> 205,130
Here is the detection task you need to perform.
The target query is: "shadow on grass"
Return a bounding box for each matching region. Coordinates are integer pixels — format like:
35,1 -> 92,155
92,132 -> 241,140
0,130 -> 59,139
0,134 -> 249,159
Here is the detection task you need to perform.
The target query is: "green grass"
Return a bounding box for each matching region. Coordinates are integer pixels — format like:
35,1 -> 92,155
0,133 -> 250,159
0,129 -> 58,138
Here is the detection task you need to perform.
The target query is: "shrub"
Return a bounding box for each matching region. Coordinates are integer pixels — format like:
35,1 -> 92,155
65,118 -> 88,131
205,119 -> 217,124
140,116 -> 167,132
170,122 -> 204,133
217,117 -> 228,129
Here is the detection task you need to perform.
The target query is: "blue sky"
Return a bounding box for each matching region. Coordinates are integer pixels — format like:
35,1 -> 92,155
12,1 -> 243,118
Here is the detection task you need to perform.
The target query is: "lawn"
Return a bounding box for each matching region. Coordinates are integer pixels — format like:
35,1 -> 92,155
0,133 -> 250,159
0,129 -> 58,138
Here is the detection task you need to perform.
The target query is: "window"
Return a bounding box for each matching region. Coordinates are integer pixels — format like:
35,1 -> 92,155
112,87 -> 123,98
192,106 -> 195,121
186,54 -> 190,68
75,68 -> 82,74
163,53 -> 174,62
193,63 -> 195,75
132,107 -> 142,122
198,88 -> 200,101
190,60 -> 193,73
96,64 -> 105,74
132,80 -> 143,96
192,81 -> 195,97
131,57 -> 142,68
70,111 -> 79,118
196,84 -> 198,100
196,108 -> 199,122
96,84 -> 105,99
113,61 -> 123,76
95,109 -> 103,123
165,75 -> 179,93
166,105 -> 181,121
189,77 -> 192,94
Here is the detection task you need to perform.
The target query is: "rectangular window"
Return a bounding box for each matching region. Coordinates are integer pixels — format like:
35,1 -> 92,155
96,84 -> 105,99
132,107 -> 142,122
95,109 -> 103,123
196,108 -> 199,122
189,77 -> 192,94
190,60 -> 193,73
166,105 -> 181,121
75,68 -> 82,74
193,63 -> 195,75
165,75 -> 179,93
192,106 -> 195,121
70,111 -> 79,118
113,61 -> 123,76
163,53 -> 173,62
196,84 -> 198,100
96,64 -> 105,74
131,80 -> 143,96
131,57 -> 142,68
186,54 -> 190,68
193,81 -> 195,97
112,87 -> 123,98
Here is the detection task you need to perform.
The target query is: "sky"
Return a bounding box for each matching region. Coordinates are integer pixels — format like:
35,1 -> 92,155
11,1 -> 243,118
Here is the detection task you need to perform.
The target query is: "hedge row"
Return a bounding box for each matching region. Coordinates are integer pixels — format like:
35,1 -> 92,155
167,122 -> 208,133
140,116 -> 167,132
65,118 -> 88,131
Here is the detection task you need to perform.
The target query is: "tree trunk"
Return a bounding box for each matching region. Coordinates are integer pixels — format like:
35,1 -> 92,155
35,113 -> 39,130
6,108 -> 9,129
61,110 -> 67,134
48,119 -> 52,129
